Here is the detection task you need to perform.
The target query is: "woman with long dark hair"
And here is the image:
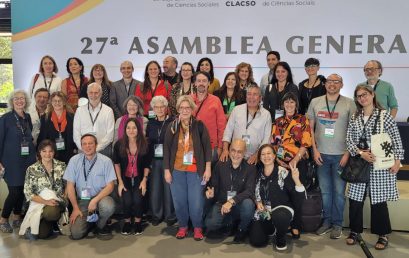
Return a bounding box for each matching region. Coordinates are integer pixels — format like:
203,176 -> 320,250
88,64 -> 112,107
135,61 -> 171,119
113,118 -> 151,235
235,62 -> 257,90
213,72 -> 246,118
168,62 -> 196,116
61,57 -> 88,111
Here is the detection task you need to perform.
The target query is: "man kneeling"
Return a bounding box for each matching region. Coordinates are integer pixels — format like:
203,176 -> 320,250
64,134 -> 116,239
205,139 -> 256,243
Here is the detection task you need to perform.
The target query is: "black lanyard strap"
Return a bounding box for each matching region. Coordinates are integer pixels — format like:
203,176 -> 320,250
13,112 -> 28,138
88,102 -> 103,126
124,79 -> 134,96
325,95 -> 341,119
246,106 -> 258,130
83,155 -> 98,182
195,94 -> 208,117
43,75 -> 54,91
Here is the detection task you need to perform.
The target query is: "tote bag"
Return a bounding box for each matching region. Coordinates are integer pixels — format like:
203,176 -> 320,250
371,111 -> 395,170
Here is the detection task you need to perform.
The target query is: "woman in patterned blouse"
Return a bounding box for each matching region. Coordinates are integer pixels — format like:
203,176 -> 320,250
345,85 -> 404,250
87,64 -> 112,107
168,62 -> 196,116
22,139 -> 66,239
271,91 -> 312,239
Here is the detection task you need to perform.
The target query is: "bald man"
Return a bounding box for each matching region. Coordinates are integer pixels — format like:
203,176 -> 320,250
205,139 -> 256,243
110,61 -> 143,119
162,56 -> 179,85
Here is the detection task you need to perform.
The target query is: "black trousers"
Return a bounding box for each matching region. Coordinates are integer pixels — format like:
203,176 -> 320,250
249,207 -> 293,247
1,185 -> 24,218
122,177 -> 144,219
349,196 -> 392,236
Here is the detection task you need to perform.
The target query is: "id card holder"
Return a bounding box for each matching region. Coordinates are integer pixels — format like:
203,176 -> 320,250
21,141 -> 29,156
148,110 -> 155,119
275,109 -> 284,120
56,136 -> 65,151
80,186 -> 92,200
183,151 -> 193,165
276,146 -> 285,159
154,144 -> 163,158
242,135 -> 251,148
324,123 -> 335,138
227,190 -> 237,201
265,201 -> 272,212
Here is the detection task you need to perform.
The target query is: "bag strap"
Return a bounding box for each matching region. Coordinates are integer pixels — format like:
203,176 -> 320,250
372,110 -> 382,135
31,73 -> 40,96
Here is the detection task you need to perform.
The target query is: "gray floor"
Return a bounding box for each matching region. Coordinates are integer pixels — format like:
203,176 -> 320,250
1,223 -> 409,258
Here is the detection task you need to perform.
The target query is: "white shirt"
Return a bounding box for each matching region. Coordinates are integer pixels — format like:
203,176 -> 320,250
28,73 -> 62,100
28,104 -> 41,145
73,102 -> 115,152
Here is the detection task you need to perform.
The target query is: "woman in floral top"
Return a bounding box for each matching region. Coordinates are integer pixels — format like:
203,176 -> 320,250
22,140 -> 66,239
271,92 -> 312,239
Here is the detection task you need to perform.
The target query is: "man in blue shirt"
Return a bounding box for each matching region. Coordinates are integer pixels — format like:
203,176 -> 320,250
64,134 -> 116,239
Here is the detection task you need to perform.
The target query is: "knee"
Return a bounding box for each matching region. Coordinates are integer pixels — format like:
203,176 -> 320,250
70,225 -> 86,240
240,199 -> 255,212
42,205 -> 61,221
98,196 -> 115,216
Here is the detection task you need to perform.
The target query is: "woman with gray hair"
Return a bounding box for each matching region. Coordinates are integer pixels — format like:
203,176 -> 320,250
114,95 -> 148,143
146,96 -> 175,226
0,90 -> 36,233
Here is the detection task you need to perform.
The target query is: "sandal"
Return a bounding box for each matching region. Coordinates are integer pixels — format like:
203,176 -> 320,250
346,231 -> 358,245
375,235 -> 388,250
291,228 -> 301,239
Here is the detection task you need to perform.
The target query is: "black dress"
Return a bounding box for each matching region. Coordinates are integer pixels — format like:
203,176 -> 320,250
298,75 -> 326,115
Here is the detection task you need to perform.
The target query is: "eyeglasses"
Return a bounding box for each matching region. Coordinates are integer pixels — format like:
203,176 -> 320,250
153,105 -> 166,109
326,80 -> 342,85
179,106 -> 192,112
364,67 -> 380,73
305,64 -> 318,69
356,92 -> 370,99
13,97 -> 25,101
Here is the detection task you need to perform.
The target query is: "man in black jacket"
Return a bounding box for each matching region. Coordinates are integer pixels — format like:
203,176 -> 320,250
205,139 -> 256,243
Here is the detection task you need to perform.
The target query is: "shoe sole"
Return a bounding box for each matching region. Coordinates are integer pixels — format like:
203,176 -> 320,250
121,232 -> 131,235
276,245 -> 287,251
316,228 -> 332,236
330,234 -> 342,239
134,232 -> 143,236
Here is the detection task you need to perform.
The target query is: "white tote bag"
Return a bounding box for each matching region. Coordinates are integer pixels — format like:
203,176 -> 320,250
371,111 -> 395,170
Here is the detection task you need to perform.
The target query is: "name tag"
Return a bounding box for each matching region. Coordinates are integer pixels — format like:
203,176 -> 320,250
56,137 -> 65,151
183,151 -> 194,165
275,109 -> 284,120
242,134 -> 251,148
154,144 -> 163,158
21,142 -> 29,156
80,186 -> 92,200
276,146 -> 285,159
148,110 -> 155,119
324,123 -> 335,138
227,190 -> 237,201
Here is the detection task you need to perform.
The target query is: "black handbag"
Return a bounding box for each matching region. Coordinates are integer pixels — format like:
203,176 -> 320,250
340,155 -> 370,183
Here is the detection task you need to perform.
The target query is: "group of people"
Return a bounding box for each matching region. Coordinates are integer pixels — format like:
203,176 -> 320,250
0,53 -> 403,252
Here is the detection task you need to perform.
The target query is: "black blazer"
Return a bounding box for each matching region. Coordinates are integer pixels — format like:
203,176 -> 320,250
213,88 -> 246,115
38,112 -> 76,164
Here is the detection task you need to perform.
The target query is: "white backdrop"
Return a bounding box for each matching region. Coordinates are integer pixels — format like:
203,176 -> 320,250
12,0 -> 409,120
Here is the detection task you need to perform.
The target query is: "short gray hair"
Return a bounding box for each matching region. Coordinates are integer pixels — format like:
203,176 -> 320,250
176,95 -> 196,111
123,95 -> 144,117
87,82 -> 102,94
7,89 -> 30,111
150,95 -> 168,109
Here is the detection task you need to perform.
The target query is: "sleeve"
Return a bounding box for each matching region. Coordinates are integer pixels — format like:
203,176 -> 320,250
254,177 -> 261,202
388,84 -> 399,109
261,112 -> 272,145
31,114 -> 41,146
215,98 -> 227,148
23,166 -> 35,201
143,117 -> 148,136
301,116 -> 312,148
163,126 -> 173,170
233,165 -> 256,204
109,84 -> 121,119
28,75 -> 36,98
113,118 -> 120,144
349,99 -> 357,118
346,115 -> 360,156
141,150 -> 153,170
200,121 -> 212,162
96,107 -> 115,152
0,115 -> 6,160
384,112 -> 404,160
209,161 -> 220,197
63,157 -> 77,183
112,142 -> 121,165
271,123 -> 278,145
306,98 -> 316,121
104,158 -> 118,184
222,107 -> 235,143
73,109 -> 82,151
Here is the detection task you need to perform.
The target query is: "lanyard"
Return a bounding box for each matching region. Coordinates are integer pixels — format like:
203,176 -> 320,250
124,79 -> 134,96
88,102 -> 103,126
151,80 -> 160,98
276,82 -> 288,110
246,106 -> 258,130
157,117 -> 167,142
40,161 -> 55,186
43,75 -> 54,91
72,76 -> 82,96
180,83 -> 192,95
128,149 -> 138,177
83,155 -> 98,182
325,95 -> 341,119
224,95 -> 235,114
306,77 -> 319,102
181,124 -> 190,153
13,112 -> 28,138
195,94 -> 208,117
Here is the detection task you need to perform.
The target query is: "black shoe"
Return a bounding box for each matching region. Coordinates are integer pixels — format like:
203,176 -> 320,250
96,225 -> 111,236
151,219 -> 161,226
121,222 -> 132,235
134,222 -> 143,235
275,237 -> 287,251
233,229 -> 247,243
166,218 -> 177,227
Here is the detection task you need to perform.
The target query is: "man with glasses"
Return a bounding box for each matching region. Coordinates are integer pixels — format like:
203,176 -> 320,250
29,88 -> 50,145
205,139 -> 256,243
307,74 -> 356,239
110,61 -> 142,119
361,60 -> 398,118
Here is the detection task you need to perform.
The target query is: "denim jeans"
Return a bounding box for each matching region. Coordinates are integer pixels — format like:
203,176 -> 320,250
317,154 -> 346,227
205,198 -> 255,232
170,170 -> 205,228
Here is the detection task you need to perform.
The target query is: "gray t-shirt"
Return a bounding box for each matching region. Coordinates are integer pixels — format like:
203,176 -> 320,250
307,95 -> 356,155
